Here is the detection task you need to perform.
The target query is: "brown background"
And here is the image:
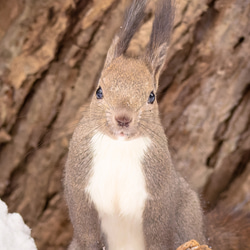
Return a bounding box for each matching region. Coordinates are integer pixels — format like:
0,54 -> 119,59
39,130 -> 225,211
0,0 -> 249,249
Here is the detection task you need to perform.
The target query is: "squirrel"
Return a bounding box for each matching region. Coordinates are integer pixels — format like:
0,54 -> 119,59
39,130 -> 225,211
64,0 -> 249,249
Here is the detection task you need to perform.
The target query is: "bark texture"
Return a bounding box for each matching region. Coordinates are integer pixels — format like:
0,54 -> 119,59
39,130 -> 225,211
0,0 -> 249,249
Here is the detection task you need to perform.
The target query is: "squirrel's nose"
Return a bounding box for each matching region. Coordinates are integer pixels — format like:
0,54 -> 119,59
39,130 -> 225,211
115,115 -> 132,128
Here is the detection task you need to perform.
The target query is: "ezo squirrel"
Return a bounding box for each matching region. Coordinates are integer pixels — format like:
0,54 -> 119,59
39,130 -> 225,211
64,0 -> 205,249
64,0 -> 249,249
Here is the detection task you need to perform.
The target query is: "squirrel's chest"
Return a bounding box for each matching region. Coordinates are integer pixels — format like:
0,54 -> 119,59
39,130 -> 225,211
85,132 -> 151,216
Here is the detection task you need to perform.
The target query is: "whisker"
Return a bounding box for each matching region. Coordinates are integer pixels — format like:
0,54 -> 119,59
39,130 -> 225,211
139,123 -> 166,145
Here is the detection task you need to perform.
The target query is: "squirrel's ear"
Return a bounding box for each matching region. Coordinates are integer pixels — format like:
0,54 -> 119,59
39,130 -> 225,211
104,0 -> 147,68
147,42 -> 169,86
103,35 -> 119,68
146,0 -> 174,86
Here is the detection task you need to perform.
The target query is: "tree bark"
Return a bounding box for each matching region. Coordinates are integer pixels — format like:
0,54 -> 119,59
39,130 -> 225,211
0,0 -> 249,249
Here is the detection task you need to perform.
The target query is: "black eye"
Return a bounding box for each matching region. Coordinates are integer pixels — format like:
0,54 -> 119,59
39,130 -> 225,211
148,91 -> 155,104
96,86 -> 103,99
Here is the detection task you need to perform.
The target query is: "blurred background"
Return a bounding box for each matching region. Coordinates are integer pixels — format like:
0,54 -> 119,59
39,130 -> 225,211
0,0 -> 249,249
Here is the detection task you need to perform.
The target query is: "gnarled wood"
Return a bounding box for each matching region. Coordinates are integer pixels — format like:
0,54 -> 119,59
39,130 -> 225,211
0,0 -> 249,249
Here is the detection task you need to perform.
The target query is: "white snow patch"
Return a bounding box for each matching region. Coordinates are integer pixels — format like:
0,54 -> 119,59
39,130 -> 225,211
0,199 -> 37,250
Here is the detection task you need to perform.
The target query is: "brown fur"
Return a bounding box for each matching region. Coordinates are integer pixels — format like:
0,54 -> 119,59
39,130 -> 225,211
64,0 -> 206,249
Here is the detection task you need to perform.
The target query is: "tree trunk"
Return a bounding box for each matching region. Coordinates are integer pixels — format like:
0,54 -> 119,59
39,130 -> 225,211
0,0 -> 249,249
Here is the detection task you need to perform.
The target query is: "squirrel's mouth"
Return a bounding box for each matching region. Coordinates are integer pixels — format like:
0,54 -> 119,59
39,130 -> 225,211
114,131 -> 129,141
116,131 -> 127,141
112,129 -> 138,141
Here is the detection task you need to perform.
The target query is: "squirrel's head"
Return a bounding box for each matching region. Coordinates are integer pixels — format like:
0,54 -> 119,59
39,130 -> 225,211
91,56 -> 157,140
90,0 -> 174,141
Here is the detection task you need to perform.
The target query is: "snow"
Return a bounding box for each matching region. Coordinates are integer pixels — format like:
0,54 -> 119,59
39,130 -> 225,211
0,199 -> 37,250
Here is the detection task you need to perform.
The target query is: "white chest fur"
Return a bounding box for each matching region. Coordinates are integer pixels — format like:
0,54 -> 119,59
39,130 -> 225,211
85,132 -> 151,250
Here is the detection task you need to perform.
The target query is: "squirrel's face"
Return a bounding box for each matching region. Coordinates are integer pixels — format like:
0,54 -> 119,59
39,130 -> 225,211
90,56 -> 159,141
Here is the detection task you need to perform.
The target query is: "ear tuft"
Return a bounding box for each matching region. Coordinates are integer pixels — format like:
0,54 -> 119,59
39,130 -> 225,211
146,0 -> 175,83
103,0 -> 148,68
